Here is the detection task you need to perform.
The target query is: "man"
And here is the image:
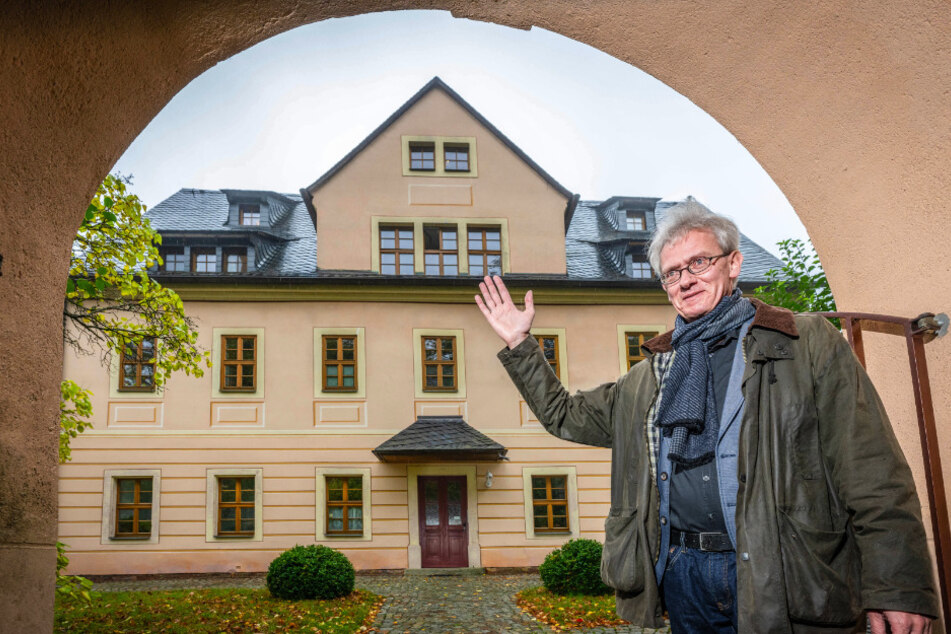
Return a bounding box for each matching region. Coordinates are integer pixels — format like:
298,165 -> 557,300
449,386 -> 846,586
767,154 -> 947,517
475,199 -> 937,633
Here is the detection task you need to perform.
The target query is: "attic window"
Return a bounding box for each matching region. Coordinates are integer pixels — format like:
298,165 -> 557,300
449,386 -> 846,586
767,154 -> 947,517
224,248 -> 247,273
239,205 -> 261,226
625,211 -> 646,231
160,247 -> 188,272
627,253 -> 652,279
409,143 -> 435,171
192,248 -> 217,273
444,144 -> 469,172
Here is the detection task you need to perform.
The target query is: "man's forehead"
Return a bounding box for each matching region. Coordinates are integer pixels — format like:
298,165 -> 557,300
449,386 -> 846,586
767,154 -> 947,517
660,230 -> 721,266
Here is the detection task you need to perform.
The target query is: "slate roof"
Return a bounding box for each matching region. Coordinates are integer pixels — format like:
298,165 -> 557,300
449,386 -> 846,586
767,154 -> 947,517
147,188 -> 317,276
147,188 -> 780,286
372,416 -> 508,462
566,198 -> 782,285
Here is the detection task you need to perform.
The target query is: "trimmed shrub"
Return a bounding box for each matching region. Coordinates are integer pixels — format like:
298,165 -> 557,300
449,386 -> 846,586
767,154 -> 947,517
539,538 -> 611,595
266,544 -> 355,600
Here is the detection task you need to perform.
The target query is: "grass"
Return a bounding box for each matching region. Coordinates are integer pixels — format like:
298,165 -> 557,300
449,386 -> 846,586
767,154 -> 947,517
515,586 -> 631,631
55,587 -> 382,633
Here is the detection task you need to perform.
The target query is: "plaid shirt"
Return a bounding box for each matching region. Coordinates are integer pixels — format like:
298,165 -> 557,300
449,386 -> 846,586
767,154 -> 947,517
646,349 -> 675,481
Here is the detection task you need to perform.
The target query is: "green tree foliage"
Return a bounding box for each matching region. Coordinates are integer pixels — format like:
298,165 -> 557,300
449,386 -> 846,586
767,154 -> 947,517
64,174 -> 208,386
57,174 -> 209,600
60,380 -> 93,463
753,238 -> 837,315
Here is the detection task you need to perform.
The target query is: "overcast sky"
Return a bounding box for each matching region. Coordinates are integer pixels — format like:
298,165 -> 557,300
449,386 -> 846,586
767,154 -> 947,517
114,10 -> 809,257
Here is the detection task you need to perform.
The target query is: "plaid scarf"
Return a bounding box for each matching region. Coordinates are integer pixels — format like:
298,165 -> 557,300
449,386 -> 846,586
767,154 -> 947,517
654,289 -> 755,470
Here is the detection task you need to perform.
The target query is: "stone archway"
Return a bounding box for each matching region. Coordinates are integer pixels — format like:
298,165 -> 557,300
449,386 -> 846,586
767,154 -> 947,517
2,2 -> 950,631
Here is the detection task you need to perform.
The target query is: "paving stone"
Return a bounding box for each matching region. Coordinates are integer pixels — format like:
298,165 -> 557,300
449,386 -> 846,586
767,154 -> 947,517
92,572 -> 669,633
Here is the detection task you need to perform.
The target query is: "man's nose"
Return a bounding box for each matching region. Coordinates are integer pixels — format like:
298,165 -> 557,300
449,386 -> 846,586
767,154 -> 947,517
678,270 -> 698,287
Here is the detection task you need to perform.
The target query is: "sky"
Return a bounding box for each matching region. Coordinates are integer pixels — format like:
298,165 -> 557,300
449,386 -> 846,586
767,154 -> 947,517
113,10 -> 810,257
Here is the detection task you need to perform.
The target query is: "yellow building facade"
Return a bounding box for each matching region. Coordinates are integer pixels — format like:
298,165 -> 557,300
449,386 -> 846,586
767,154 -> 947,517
59,78 -> 778,575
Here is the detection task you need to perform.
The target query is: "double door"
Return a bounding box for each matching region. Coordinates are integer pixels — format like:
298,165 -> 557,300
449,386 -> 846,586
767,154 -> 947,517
418,476 -> 468,568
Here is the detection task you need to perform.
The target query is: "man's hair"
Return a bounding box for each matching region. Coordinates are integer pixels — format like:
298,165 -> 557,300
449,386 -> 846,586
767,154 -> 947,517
647,196 -> 741,275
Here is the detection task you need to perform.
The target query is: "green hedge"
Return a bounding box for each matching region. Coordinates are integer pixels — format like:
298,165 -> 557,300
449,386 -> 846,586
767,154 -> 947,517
266,545 -> 355,600
539,538 -> 611,595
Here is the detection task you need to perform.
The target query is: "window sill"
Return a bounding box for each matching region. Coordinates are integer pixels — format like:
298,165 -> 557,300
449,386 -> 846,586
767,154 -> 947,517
110,535 -> 152,541
214,534 -> 255,539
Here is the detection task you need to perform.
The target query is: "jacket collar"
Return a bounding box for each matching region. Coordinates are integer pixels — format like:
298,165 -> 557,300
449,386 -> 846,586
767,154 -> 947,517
642,298 -> 798,355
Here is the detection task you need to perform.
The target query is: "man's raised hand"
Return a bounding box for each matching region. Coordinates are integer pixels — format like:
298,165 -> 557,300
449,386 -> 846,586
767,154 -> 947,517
475,275 -> 535,349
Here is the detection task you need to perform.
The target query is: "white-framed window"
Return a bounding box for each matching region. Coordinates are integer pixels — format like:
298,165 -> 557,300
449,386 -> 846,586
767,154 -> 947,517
522,466 -> 580,540
212,328 -> 265,399
413,328 -> 466,399
529,327 -> 569,390
101,469 -> 161,545
617,324 -> 667,373
315,467 -> 373,541
314,328 -> 366,398
205,468 -> 263,542
371,216 -> 508,276
401,136 -> 478,177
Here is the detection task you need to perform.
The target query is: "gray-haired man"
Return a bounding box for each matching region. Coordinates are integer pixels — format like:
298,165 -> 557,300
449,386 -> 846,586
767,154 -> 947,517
476,198 -> 937,633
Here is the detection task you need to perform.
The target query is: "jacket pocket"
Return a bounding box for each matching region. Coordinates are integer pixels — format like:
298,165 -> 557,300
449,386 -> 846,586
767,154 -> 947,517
601,510 -> 644,593
777,510 -> 861,625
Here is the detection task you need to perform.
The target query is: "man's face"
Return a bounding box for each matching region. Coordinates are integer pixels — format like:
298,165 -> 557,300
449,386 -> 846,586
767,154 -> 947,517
660,229 -> 743,322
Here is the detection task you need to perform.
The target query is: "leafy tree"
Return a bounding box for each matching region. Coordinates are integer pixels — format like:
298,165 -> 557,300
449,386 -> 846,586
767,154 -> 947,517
57,174 -> 209,600
64,173 -> 208,385
753,238 -> 837,319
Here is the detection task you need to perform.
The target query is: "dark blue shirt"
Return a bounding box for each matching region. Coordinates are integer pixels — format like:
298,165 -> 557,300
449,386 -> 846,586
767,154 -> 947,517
669,328 -> 740,533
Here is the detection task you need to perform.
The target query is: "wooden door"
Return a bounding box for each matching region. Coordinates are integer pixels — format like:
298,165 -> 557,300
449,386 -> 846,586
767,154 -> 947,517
418,475 -> 468,568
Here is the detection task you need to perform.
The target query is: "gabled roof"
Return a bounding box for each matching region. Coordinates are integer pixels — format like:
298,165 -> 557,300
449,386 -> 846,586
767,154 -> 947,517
372,416 -> 508,463
302,77 -> 574,200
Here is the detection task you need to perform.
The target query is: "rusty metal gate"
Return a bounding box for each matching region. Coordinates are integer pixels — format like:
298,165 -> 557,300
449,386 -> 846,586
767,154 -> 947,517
817,311 -> 950,623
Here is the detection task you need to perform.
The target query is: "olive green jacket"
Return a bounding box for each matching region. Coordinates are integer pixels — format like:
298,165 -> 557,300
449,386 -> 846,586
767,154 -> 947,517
498,300 -> 938,632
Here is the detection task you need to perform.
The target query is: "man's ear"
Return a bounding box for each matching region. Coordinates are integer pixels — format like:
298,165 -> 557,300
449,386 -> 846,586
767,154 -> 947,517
729,249 -> 743,281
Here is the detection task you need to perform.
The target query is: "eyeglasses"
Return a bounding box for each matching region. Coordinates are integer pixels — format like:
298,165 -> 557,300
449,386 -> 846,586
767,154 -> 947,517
659,253 -> 732,286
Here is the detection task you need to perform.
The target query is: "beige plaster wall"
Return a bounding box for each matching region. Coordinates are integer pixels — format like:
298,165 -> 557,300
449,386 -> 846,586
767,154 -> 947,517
59,296 -> 676,574
4,1 -> 951,629
312,87 -> 570,274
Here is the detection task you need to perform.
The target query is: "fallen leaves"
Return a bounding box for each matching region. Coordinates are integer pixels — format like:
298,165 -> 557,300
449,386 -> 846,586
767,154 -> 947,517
515,586 -> 630,631
55,587 -> 381,633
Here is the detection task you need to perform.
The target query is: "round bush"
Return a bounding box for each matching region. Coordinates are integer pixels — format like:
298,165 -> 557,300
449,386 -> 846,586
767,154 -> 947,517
266,544 -> 355,600
539,538 -> 611,595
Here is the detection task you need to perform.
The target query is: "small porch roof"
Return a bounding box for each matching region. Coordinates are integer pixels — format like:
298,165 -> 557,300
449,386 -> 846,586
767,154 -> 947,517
372,416 -> 508,463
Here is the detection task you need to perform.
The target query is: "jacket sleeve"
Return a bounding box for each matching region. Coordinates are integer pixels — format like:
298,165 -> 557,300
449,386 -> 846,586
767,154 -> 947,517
808,316 -> 939,618
497,336 -> 616,448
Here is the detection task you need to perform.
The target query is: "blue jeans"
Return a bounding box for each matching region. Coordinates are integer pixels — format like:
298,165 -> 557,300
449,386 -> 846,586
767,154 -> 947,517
662,544 -> 737,633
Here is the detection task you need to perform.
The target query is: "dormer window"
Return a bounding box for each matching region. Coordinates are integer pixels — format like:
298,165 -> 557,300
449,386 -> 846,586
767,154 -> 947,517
160,247 -> 188,272
224,248 -> 247,273
192,248 -> 217,273
627,252 -> 652,279
444,144 -> 469,172
625,211 -> 646,231
409,143 -> 435,171
239,205 -> 261,226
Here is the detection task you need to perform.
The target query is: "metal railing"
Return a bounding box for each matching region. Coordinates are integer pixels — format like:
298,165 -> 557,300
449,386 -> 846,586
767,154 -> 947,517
816,311 -> 950,623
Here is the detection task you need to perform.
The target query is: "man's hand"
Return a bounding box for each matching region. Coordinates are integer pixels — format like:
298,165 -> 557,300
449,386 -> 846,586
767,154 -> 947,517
868,609 -> 932,634
475,275 -> 535,349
